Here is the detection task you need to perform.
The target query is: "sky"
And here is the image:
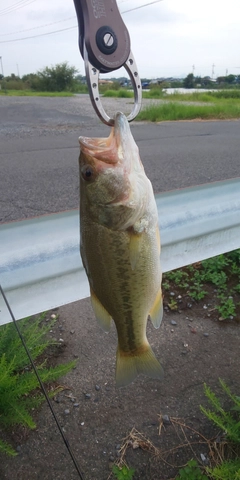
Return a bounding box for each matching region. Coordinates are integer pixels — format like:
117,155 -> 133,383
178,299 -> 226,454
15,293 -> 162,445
0,0 -> 240,80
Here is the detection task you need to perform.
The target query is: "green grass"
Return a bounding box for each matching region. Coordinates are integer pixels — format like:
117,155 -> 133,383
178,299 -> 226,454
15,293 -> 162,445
0,89 -> 74,96
143,88 -> 164,99
139,89 -> 240,121
137,101 -> 240,122
162,91 -> 216,102
103,88 -> 133,98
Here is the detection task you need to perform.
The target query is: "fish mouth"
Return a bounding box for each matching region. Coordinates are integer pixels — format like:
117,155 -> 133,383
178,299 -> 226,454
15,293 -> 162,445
79,112 -> 138,166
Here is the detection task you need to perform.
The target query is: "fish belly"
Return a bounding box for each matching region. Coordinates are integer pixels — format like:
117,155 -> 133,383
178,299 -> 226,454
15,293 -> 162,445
81,216 -> 163,386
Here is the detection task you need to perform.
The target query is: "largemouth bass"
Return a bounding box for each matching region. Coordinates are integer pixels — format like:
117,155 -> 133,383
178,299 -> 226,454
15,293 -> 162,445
79,112 -> 163,387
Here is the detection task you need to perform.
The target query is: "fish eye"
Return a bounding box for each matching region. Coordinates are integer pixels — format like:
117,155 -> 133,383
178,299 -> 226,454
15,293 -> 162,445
81,165 -> 94,181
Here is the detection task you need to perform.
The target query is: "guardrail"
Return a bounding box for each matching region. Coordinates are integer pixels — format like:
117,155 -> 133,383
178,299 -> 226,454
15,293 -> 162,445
1,177 -> 240,325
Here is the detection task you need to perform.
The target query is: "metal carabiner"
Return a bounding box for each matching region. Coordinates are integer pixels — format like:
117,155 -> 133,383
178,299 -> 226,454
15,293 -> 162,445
84,45 -> 142,126
73,0 -> 142,126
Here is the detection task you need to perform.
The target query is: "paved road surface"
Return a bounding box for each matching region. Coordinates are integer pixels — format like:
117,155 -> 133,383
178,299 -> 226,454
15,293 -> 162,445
0,95 -> 240,223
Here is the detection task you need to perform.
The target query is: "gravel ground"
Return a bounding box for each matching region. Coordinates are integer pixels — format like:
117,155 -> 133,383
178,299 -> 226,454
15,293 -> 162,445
0,95 -> 164,138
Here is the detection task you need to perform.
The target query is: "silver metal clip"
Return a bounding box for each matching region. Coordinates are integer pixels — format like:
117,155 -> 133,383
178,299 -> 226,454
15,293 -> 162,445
84,45 -> 142,126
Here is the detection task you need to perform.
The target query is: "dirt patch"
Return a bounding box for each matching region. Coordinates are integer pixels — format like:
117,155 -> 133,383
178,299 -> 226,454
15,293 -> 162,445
0,294 -> 239,480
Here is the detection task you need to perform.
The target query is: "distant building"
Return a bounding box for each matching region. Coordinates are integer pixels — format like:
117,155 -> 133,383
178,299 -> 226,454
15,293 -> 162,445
99,79 -> 113,85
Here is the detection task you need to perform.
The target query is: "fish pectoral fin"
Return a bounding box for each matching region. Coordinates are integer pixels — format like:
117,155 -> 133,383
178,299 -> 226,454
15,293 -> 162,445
149,289 -> 163,329
90,289 -> 112,333
128,232 -> 142,270
116,344 -> 164,387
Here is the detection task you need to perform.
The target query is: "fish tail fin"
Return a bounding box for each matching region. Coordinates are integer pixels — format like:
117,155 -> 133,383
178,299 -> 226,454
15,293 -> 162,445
116,344 -> 164,388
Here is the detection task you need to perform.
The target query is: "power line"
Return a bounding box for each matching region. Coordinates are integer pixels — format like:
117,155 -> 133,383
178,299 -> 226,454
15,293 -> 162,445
122,0 -> 163,13
0,0 -> 163,43
0,16 -> 76,36
0,0 -> 30,14
0,26 -> 77,43
0,0 -> 37,16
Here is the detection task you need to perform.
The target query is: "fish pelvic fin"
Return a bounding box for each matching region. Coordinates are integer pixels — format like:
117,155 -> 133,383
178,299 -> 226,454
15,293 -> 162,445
116,343 -> 164,387
90,289 -> 112,333
149,289 -> 163,329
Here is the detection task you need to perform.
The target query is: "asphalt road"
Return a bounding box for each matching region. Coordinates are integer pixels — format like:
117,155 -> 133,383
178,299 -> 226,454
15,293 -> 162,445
0,95 -> 240,223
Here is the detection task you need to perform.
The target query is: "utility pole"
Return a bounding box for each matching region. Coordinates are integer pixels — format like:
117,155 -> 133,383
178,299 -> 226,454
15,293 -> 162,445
212,63 -> 215,78
0,56 -> 4,77
226,68 -> 228,76
17,64 -> 20,77
192,64 -> 195,75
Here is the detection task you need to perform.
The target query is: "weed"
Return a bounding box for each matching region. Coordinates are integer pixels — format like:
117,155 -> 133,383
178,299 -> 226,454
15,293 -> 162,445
189,283 -> 207,301
168,298 -> 178,311
216,295 -> 236,318
163,249 -> 240,320
0,314 -> 76,455
201,381 -> 240,480
175,459 -> 208,480
201,380 -> 240,444
210,89 -> 240,99
206,459 -> 240,479
137,101 -> 240,122
0,439 -> 17,457
103,89 -> 133,98
112,465 -> 135,480
143,88 -> 164,99
162,281 -> 170,290
164,269 -> 189,288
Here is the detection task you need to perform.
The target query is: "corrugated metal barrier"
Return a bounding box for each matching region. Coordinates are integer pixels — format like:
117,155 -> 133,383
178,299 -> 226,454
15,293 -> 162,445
1,178 -> 240,325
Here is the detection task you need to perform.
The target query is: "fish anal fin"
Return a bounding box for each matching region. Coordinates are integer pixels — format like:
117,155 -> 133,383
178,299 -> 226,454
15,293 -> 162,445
90,289 -> 112,333
149,289 -> 163,329
116,343 -> 164,387
128,231 -> 142,270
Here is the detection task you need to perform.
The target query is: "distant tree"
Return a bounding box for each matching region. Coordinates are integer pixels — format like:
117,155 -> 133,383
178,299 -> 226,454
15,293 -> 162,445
0,74 -> 3,80
22,73 -> 41,90
183,73 -> 195,88
194,76 -> 202,86
217,76 -> 226,84
37,62 -> 78,91
75,74 -> 85,83
201,76 -> 213,87
225,74 -> 236,84
5,73 -> 20,82
170,79 -> 183,88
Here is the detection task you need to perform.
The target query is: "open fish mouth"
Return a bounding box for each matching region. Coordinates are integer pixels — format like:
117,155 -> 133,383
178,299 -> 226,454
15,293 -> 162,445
79,112 -> 138,166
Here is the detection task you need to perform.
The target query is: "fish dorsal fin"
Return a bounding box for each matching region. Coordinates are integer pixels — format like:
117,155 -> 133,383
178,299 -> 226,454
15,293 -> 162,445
149,289 -> 163,329
128,232 -> 143,270
90,289 -> 112,333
